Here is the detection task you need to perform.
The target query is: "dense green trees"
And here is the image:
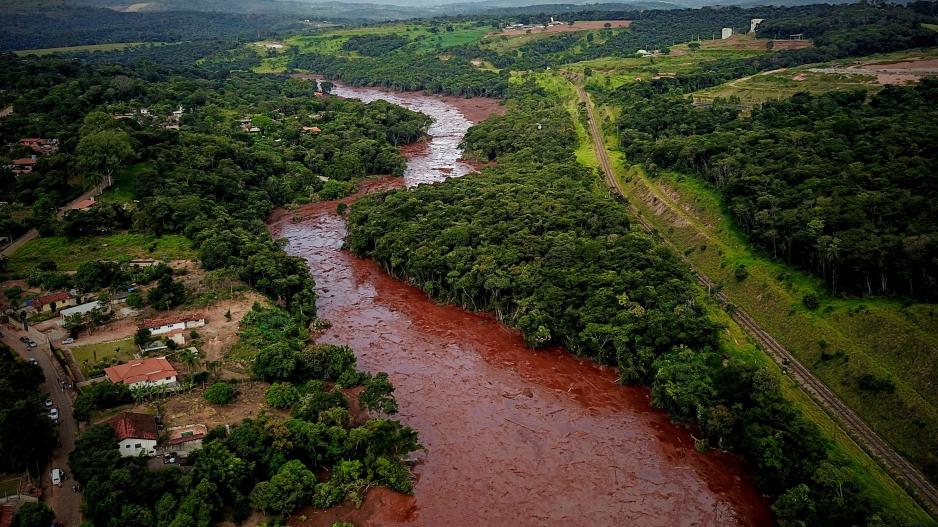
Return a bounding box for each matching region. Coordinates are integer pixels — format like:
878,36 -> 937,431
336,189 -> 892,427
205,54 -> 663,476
345,75 -> 922,526
620,82 -> 938,299
0,345 -> 57,474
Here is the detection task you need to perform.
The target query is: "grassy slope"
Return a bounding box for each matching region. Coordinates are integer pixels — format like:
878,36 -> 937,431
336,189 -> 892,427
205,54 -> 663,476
557,42 -> 938,519
537,68 -> 933,524
8,233 -> 195,273
255,22 -> 490,74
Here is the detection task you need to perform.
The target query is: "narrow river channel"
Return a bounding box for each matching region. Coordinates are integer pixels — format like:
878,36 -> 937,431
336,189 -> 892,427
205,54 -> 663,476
269,82 -> 772,527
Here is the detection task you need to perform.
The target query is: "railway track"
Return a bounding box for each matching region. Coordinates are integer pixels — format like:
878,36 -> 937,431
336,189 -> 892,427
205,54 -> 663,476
573,82 -> 938,519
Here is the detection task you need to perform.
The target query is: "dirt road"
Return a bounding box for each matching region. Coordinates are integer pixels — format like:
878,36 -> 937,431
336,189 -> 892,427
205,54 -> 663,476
572,80 -> 938,520
4,325 -> 82,526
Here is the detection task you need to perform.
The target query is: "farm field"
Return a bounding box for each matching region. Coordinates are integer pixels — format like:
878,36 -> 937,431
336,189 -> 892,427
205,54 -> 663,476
7,233 -> 195,273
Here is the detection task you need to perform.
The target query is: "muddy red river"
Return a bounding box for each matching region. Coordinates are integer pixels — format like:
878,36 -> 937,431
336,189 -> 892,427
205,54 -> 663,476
270,83 -> 772,527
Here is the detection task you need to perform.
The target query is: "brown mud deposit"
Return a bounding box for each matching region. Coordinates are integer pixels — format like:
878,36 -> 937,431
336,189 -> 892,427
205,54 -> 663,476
271,86 -> 771,526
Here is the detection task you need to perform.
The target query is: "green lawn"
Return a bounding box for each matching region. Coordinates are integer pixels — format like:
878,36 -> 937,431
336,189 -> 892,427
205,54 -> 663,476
7,233 -> 195,273
14,42 -> 146,56
97,162 -> 148,204
71,337 -> 136,377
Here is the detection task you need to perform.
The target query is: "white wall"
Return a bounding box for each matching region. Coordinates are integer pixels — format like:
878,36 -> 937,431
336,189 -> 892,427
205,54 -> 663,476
118,438 -> 157,457
128,375 -> 177,390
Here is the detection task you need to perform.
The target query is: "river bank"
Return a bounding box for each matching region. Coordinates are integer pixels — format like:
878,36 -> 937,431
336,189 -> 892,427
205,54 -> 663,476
269,82 -> 772,526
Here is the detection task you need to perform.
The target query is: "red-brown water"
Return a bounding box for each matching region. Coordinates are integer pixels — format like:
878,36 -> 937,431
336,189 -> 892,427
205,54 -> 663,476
271,84 -> 772,527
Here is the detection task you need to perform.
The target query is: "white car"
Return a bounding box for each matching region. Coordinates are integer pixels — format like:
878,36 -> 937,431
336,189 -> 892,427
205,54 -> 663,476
44,398 -> 53,408
49,408 -> 59,421
50,468 -> 62,486
62,338 -> 74,345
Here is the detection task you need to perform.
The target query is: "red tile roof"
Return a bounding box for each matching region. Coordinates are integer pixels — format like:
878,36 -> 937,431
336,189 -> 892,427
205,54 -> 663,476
32,291 -> 73,306
0,505 -> 12,527
142,312 -> 205,329
12,157 -> 36,165
72,198 -> 96,210
104,357 -> 177,385
106,412 -> 158,441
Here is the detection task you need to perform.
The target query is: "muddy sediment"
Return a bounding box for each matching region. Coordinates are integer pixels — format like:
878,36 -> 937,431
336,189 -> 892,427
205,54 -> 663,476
271,83 -> 772,527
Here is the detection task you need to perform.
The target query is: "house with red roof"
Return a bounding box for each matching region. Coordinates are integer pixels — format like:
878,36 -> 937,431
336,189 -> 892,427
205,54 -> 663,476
104,357 -> 178,389
106,412 -> 159,457
29,290 -> 76,314
10,156 -> 36,175
71,198 -> 96,211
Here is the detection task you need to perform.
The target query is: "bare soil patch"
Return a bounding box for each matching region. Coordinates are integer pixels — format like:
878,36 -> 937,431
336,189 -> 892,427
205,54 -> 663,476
499,20 -> 631,36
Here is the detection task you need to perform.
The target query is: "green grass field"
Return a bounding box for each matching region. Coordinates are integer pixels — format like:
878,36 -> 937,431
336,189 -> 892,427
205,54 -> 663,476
97,162 -> 147,204
71,338 -> 136,376
14,42 -> 146,56
256,23 -> 491,73
7,233 -> 195,273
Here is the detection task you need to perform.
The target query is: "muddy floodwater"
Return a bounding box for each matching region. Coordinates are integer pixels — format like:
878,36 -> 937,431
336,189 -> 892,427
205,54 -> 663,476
270,83 -> 772,526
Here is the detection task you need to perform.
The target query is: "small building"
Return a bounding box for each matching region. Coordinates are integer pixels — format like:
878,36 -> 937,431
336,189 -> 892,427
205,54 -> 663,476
128,259 -> 161,268
721,27 -> 733,40
142,313 -> 206,336
19,138 -> 58,155
750,18 -> 764,34
301,126 -> 322,134
160,424 -> 208,456
106,412 -> 159,457
72,198 -> 96,211
636,49 -> 651,56
11,156 -> 37,175
30,291 -> 76,313
104,356 -> 178,389
60,300 -> 108,320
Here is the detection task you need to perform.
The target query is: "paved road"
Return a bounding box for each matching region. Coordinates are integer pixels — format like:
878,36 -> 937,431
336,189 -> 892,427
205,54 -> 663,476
572,80 -> 938,520
4,325 -> 81,526
1,180 -> 111,257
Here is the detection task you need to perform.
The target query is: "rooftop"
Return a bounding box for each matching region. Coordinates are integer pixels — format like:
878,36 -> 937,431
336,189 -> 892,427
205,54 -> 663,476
104,356 -> 177,385
31,290 -> 73,306
106,412 -> 159,441
142,312 -> 205,329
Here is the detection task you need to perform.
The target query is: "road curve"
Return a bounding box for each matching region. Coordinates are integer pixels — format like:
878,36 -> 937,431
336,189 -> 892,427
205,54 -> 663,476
572,81 -> 938,520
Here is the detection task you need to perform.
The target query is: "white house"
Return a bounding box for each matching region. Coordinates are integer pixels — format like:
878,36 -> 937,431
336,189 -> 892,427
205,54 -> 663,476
106,412 -> 159,457
142,313 -> 206,336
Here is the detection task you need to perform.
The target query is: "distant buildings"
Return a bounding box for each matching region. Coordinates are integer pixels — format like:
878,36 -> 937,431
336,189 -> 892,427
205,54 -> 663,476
18,138 -> 58,155
104,356 -> 178,389
10,156 -> 37,175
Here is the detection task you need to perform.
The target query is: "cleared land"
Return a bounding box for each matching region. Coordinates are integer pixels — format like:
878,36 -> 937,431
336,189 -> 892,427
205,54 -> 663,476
13,42 -> 146,56
7,233 -> 195,273
694,47 -> 938,107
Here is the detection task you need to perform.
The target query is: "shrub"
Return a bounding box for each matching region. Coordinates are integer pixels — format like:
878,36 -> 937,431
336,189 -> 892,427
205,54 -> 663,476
266,382 -> 300,409
802,293 -> 820,310
734,263 -> 749,281
204,382 -> 236,404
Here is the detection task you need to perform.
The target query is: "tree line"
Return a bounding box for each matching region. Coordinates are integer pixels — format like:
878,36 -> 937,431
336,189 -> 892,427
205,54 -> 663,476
344,75 -> 930,526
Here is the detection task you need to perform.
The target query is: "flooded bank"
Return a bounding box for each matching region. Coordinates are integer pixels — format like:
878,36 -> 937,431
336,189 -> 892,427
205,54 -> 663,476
270,83 -> 772,526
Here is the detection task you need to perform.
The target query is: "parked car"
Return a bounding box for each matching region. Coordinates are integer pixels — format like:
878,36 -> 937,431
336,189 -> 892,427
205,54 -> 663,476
44,398 -> 53,408
49,408 -> 59,421
50,468 -> 62,486
62,337 -> 74,345
19,336 -> 28,343
27,358 -> 38,365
